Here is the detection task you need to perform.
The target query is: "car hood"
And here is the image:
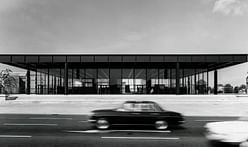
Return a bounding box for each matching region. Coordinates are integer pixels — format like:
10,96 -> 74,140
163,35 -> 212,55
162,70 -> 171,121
205,121 -> 248,134
92,109 -> 115,113
165,111 -> 182,115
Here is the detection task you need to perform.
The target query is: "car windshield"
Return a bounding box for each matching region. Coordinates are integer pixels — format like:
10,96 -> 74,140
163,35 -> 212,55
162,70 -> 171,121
120,102 -> 163,112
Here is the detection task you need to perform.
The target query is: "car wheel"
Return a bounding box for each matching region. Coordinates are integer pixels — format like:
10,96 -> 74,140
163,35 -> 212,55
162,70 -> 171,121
155,120 -> 168,130
96,118 -> 110,129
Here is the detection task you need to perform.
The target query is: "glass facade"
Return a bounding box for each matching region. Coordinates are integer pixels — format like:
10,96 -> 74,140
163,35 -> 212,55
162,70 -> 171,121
28,67 -> 210,94
0,54 -> 247,95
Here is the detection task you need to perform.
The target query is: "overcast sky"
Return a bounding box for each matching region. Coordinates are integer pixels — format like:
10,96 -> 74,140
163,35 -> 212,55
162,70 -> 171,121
0,0 -> 248,54
0,0 -> 247,86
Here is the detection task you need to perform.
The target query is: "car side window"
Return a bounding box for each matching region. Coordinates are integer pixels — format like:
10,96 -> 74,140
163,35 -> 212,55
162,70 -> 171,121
122,103 -> 135,111
122,103 -> 143,112
140,104 -> 157,112
122,102 -> 160,112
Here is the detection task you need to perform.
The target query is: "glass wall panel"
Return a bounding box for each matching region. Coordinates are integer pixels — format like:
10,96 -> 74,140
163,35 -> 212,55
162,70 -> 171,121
49,74 -> 54,94
38,71 -> 48,94
45,70 -> 49,94
23,55 -> 234,95
147,69 -> 158,94
30,71 -> 36,94
167,68 -> 176,94
68,69 -> 73,94
158,69 -> 169,94
183,69 -> 194,94
69,68 -> 96,94
110,69 -> 121,94
193,70 -> 197,94
71,69 -> 81,93
57,68 -> 64,94
134,69 -> 146,94
195,69 -> 207,94
122,69 -> 134,94
147,68 -> 174,94
83,68 -> 97,94
170,69 -> 176,87
97,68 -> 109,94
79,68 -> 85,79
66,68 -> 82,94
86,69 -> 96,79
179,69 -> 187,94
37,71 -> 44,94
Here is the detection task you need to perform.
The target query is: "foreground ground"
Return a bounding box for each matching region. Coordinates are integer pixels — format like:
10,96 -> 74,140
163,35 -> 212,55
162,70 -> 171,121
1,95 -> 248,116
0,114 -> 238,147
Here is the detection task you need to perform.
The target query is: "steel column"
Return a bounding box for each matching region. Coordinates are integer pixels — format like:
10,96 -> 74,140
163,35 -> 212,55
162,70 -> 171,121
64,63 -> 68,95
214,69 -> 218,95
47,68 -> 50,94
26,69 -> 30,95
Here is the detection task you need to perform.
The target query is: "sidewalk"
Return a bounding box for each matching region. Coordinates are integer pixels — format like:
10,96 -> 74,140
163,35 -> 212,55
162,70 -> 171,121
0,94 -> 248,116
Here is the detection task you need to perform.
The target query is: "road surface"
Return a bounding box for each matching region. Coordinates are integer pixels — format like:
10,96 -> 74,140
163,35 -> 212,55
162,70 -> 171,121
0,114 -> 239,147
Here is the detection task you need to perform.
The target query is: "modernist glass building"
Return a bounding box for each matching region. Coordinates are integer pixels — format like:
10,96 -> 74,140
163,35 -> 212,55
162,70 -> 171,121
0,54 -> 247,95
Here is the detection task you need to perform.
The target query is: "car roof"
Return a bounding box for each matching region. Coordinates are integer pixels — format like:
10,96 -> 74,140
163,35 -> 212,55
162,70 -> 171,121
124,101 -> 156,104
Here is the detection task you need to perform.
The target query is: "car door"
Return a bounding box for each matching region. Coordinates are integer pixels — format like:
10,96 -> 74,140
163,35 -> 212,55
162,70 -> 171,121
111,103 -> 147,125
127,103 -> 160,125
108,110 -> 129,124
108,104 -> 138,125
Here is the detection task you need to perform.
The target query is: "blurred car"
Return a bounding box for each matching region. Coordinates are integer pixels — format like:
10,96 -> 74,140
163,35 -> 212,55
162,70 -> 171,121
205,116 -> 248,146
240,140 -> 248,147
88,101 -> 184,130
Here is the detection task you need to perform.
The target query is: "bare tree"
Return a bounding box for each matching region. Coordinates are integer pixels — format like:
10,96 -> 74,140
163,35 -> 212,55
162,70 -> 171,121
0,69 -> 17,100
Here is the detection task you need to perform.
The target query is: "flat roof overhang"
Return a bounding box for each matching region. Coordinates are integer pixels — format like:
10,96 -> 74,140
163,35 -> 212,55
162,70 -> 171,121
0,54 -> 247,76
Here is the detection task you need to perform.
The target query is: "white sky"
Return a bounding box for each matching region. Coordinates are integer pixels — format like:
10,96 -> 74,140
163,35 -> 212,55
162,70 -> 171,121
0,0 -> 247,86
0,0 -> 247,54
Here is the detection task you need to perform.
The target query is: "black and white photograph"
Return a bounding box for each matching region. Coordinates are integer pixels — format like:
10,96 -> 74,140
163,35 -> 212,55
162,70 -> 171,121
0,0 -> 248,146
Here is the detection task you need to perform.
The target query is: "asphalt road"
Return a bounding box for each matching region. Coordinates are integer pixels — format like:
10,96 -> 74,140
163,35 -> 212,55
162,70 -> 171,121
0,114 -> 238,147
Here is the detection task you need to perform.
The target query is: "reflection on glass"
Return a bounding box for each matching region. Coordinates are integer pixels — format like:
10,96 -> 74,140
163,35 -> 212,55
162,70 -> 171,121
110,69 -> 121,94
19,65 -> 211,95
97,69 -> 109,94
